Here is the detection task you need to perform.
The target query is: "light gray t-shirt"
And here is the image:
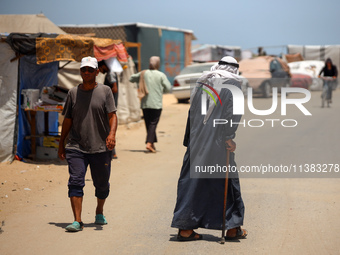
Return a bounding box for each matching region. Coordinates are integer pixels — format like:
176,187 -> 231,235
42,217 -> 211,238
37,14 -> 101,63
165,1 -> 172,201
62,84 -> 116,154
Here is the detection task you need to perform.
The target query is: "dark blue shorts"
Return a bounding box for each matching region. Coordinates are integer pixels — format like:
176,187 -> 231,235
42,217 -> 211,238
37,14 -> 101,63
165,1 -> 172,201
66,149 -> 112,199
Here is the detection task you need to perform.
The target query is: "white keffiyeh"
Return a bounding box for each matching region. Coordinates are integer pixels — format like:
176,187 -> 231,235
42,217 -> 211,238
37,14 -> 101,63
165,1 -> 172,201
192,56 -> 241,124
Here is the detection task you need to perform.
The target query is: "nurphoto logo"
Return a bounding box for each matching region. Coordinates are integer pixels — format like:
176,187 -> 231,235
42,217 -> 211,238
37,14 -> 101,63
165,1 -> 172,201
198,80 -> 312,128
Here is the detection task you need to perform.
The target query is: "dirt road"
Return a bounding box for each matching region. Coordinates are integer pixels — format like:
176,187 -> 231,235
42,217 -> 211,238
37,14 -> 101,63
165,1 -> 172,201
1,90 -> 340,255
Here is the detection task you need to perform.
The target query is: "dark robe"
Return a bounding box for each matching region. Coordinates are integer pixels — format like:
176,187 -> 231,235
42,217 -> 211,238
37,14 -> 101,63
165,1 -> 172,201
171,79 -> 245,230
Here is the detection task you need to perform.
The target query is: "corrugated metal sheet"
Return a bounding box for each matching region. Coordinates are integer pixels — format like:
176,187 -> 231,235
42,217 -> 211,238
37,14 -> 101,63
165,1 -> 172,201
136,27 -> 161,70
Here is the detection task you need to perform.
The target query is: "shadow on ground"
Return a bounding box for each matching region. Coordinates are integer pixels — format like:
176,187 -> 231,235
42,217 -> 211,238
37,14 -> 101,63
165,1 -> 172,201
48,222 -> 104,231
168,233 -> 241,243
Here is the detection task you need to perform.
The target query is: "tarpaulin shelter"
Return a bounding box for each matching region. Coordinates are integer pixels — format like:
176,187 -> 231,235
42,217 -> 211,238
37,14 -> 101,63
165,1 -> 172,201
60,23 -> 196,83
0,14 -> 67,34
0,31 -> 131,163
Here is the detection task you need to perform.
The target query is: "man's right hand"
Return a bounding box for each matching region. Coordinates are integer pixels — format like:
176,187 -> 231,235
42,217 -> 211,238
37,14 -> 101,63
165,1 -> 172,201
225,139 -> 236,152
58,145 -> 66,160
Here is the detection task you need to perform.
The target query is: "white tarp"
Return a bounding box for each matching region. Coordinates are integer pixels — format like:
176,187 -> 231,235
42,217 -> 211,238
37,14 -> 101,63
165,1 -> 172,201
287,60 -> 325,91
0,42 -> 18,162
287,45 -> 340,72
192,44 -> 241,62
0,14 -> 66,34
116,57 -> 141,124
58,61 -> 83,90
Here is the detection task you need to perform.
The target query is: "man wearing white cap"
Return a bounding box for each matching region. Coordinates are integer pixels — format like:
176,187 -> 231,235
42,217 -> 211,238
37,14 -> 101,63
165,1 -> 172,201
58,56 -> 117,232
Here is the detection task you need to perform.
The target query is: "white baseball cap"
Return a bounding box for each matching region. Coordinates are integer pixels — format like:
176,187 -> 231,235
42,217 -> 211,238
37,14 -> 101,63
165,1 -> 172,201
80,56 -> 98,69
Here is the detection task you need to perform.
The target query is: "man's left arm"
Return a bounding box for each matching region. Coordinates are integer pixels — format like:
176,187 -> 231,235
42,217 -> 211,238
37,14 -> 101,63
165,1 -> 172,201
107,73 -> 118,94
129,72 -> 141,83
106,112 -> 117,150
161,73 -> 171,93
111,83 -> 118,94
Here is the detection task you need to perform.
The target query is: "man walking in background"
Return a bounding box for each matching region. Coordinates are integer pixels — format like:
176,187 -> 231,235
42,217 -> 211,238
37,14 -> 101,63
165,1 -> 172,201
129,56 -> 171,153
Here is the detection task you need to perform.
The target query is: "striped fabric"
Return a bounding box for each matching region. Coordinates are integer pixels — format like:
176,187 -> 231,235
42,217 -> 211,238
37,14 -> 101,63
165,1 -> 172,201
94,42 -> 128,63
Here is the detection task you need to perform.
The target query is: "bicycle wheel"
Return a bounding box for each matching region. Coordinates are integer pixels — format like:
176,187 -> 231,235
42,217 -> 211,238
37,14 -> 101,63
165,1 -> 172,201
321,88 -> 326,108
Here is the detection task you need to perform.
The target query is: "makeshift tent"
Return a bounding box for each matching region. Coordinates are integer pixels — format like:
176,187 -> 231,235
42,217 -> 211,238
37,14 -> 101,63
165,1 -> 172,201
0,42 -> 18,162
0,14 -> 66,34
0,32 -> 135,163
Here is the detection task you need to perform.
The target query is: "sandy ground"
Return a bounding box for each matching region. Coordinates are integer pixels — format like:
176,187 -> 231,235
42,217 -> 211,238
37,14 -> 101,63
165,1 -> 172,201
0,92 -> 340,255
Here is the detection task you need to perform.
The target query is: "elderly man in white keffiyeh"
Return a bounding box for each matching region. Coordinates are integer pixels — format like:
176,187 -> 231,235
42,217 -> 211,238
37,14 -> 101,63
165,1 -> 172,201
171,56 -> 248,241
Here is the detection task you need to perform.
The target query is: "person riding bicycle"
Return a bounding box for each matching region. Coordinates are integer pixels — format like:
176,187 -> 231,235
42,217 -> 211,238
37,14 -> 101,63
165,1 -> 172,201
318,58 -> 338,104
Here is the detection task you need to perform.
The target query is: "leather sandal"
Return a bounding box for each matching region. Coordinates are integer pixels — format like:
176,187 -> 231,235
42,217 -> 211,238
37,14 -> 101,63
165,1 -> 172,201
225,227 -> 248,240
177,229 -> 203,241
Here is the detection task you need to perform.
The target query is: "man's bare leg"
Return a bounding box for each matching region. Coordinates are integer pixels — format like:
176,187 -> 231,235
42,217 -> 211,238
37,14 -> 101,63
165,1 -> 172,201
70,196 -> 83,222
96,198 -> 106,215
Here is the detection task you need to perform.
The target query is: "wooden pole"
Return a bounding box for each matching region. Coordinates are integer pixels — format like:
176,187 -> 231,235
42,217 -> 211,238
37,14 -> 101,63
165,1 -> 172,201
221,149 -> 230,244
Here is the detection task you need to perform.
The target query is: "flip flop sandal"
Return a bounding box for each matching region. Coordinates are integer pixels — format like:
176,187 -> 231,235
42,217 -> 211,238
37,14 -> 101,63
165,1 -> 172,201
177,230 -> 203,241
225,227 -> 248,240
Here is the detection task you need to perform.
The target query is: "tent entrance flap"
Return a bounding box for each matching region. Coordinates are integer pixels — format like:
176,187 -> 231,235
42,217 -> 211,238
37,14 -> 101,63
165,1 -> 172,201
0,42 -> 18,162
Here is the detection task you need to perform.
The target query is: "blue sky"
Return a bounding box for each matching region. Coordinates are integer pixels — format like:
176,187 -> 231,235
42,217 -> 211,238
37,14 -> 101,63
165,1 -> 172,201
2,0 -> 340,55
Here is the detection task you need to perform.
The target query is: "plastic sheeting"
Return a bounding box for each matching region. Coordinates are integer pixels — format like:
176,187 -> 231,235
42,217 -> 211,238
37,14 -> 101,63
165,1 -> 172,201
116,57 -> 141,124
0,43 -> 18,162
6,33 -> 58,55
0,14 -> 66,34
287,45 -> 340,72
6,33 -> 128,65
17,55 -> 59,159
58,61 -> 83,90
105,57 -> 123,74
192,45 -> 242,63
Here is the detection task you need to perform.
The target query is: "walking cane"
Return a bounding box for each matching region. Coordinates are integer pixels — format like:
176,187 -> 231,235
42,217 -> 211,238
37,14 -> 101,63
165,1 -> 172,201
220,148 -> 230,244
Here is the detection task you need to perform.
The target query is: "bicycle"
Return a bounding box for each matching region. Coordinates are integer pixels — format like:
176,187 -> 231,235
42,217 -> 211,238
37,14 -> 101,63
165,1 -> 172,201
320,76 -> 335,108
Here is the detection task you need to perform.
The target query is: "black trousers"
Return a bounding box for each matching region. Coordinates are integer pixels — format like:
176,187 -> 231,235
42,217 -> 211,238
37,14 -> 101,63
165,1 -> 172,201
142,108 -> 162,143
